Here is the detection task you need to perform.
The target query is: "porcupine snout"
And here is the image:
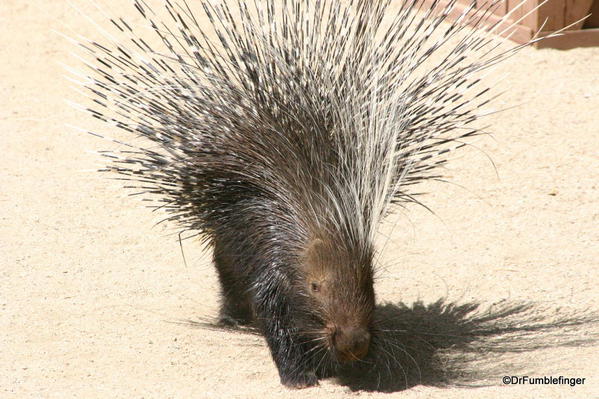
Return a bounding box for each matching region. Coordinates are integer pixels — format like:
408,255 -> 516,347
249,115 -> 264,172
331,325 -> 371,363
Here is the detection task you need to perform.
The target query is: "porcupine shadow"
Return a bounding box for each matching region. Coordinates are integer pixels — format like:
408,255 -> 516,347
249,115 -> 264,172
336,300 -> 599,392
186,298 -> 599,392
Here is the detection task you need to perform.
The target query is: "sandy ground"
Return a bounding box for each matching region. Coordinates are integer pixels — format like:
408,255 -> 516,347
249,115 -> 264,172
1,1 -> 598,398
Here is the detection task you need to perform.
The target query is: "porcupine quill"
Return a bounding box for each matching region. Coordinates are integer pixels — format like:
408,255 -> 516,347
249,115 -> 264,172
68,0 -> 597,390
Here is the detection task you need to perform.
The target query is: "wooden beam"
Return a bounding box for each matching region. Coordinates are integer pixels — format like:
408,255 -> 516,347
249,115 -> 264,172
564,0 -> 594,30
537,0 -> 565,31
420,0 -> 535,43
507,0 -> 538,31
536,28 -> 599,49
584,0 -> 599,28
417,0 -> 599,48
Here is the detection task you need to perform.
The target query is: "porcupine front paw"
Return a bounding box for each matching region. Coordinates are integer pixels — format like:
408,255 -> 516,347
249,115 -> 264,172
268,331 -> 319,388
280,370 -> 318,389
275,349 -> 319,388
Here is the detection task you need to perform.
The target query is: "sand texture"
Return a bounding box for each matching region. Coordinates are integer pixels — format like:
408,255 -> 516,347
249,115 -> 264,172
1,1 -> 598,398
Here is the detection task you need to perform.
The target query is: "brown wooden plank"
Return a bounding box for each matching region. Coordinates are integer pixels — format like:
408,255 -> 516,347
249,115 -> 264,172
420,0 -> 479,18
536,0 -> 565,31
499,21 -> 536,43
536,28 -> 599,48
420,0 -> 535,42
583,0 -> 599,28
507,0 -> 539,31
416,1 -> 599,48
564,0 -> 593,30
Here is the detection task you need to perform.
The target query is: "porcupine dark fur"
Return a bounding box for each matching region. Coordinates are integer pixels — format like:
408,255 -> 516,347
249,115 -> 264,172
71,0 -> 553,388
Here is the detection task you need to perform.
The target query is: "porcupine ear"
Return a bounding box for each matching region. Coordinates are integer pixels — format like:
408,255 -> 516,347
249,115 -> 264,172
305,239 -> 326,264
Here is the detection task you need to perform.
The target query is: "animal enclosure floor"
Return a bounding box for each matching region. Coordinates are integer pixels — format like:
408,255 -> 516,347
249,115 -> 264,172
1,1 -> 598,398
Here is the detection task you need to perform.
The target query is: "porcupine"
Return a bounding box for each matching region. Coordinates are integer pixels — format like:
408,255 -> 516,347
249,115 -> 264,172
73,0 -> 548,388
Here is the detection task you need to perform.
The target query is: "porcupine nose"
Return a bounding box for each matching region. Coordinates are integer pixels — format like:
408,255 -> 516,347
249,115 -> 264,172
332,327 -> 371,363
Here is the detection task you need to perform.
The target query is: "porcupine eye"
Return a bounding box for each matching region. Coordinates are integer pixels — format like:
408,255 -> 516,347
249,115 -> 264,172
310,282 -> 320,292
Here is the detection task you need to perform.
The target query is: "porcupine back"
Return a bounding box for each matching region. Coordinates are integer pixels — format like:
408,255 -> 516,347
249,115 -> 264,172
72,0 -> 540,255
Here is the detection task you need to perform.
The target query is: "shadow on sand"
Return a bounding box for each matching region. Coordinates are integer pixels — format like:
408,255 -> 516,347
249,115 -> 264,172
180,299 -> 598,392
336,300 -> 598,392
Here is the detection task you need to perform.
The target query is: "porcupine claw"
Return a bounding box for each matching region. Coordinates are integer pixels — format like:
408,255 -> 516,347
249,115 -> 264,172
280,371 -> 318,389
